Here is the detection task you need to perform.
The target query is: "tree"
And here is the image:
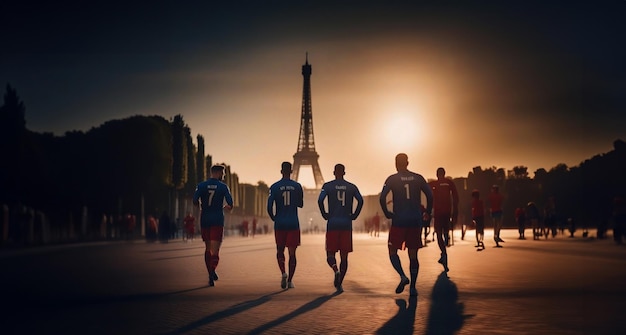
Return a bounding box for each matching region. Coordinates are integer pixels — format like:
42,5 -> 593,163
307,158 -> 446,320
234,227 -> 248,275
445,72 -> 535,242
0,84 -> 27,203
510,166 -> 529,179
196,134 -> 206,182
171,114 -> 187,190
0,84 -> 26,135
184,126 -> 197,195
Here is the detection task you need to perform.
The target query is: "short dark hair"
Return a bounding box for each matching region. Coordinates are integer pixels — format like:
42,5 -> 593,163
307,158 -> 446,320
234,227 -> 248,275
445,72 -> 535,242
211,165 -> 225,173
281,161 -> 292,173
395,153 -> 408,164
334,164 -> 345,173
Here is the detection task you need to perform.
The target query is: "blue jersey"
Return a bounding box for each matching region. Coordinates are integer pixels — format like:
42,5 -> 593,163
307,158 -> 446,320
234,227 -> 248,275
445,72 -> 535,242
193,178 -> 234,227
267,178 -> 304,230
379,170 -> 433,228
318,179 -> 364,231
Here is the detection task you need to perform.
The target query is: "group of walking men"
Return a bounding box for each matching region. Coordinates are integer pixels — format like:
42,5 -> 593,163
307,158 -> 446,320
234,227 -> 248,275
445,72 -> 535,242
192,153 -> 466,296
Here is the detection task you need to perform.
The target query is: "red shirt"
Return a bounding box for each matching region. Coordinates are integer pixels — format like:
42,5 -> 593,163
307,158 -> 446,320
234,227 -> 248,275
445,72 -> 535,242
429,178 -> 459,216
183,215 -> 195,229
488,191 -> 504,212
472,198 -> 484,219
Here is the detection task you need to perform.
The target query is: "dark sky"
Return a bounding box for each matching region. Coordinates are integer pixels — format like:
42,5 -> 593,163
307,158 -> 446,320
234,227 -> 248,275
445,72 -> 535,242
2,1 -> 625,193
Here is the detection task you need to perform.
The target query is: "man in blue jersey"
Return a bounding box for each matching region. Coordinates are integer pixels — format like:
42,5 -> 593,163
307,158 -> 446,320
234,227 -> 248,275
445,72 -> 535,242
267,162 -> 304,289
193,165 -> 234,287
379,153 -> 433,296
318,164 -> 364,292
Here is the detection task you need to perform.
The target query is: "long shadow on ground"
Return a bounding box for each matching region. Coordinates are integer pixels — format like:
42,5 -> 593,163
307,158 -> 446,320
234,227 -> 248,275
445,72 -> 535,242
425,271 -> 469,335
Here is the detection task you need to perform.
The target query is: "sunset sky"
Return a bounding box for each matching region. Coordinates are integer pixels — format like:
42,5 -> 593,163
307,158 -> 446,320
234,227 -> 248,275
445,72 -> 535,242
2,1 -> 625,195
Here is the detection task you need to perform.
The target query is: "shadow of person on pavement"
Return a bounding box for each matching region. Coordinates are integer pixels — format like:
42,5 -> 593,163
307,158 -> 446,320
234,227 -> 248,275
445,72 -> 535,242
375,296 -> 418,335
247,291 -> 342,334
425,272 -> 466,335
164,290 -> 287,334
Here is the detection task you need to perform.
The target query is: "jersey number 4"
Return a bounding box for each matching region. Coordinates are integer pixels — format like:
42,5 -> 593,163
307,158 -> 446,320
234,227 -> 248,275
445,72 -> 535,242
337,191 -> 346,206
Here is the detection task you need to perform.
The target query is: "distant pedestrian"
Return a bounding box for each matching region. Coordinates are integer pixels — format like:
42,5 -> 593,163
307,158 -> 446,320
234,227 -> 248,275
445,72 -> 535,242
147,214 -> 158,242
488,185 -> 505,247
429,167 -> 459,272
421,206 -> 431,248
526,202 -> 541,240
471,190 -> 485,251
267,162 -> 304,289
159,211 -> 171,243
379,153 -> 433,296
515,207 -> 526,239
252,217 -> 258,238
318,164 -> 364,292
241,218 -> 249,237
124,213 -> 136,240
372,212 -> 381,237
183,212 -> 195,242
544,196 -> 557,238
193,164 -> 234,287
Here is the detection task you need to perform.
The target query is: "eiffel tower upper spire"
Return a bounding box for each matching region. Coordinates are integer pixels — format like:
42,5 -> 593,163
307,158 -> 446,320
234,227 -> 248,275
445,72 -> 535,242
293,53 -> 324,188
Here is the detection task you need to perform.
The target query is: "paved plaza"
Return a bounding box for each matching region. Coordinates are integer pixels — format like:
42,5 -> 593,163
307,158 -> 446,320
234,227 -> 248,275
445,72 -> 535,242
1,228 -> 625,334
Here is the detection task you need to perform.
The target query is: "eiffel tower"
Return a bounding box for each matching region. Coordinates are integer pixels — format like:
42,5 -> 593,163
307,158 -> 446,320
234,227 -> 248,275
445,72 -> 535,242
292,54 -> 324,189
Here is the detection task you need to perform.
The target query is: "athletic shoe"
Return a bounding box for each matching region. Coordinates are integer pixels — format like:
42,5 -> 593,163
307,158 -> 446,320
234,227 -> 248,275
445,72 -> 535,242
437,254 -> 445,264
395,276 -> 410,294
288,281 -> 295,289
438,254 -> 450,272
281,273 -> 288,289
211,271 -> 219,281
409,287 -> 418,296
333,271 -> 341,288
208,276 -> 215,287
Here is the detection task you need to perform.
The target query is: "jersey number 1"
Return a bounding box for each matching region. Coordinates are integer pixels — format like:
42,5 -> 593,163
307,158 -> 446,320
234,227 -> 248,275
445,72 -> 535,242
282,191 -> 291,206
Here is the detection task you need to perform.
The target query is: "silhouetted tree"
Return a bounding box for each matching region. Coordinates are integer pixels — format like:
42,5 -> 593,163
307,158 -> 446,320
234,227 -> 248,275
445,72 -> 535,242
0,84 -> 27,203
510,166 -> 529,179
196,134 -> 206,182
184,126 -> 197,195
171,114 -> 187,190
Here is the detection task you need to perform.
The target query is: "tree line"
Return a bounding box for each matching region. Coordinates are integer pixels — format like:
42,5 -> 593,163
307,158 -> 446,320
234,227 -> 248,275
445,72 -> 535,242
0,85 -> 215,244
1,84 -> 625,244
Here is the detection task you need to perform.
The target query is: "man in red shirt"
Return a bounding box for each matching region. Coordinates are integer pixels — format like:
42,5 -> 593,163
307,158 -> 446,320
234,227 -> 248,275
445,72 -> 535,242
429,167 -> 459,272
183,212 -> 195,242
488,185 -> 505,247
472,190 -> 485,251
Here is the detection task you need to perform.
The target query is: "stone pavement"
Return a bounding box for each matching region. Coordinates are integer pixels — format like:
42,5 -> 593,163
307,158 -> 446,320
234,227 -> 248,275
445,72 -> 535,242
1,228 -> 625,334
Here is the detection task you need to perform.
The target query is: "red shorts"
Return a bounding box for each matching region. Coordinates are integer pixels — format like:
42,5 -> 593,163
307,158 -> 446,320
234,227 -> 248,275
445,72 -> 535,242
434,214 -> 451,232
326,230 -> 353,253
275,229 -> 301,248
388,226 -> 421,250
201,226 -> 224,242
